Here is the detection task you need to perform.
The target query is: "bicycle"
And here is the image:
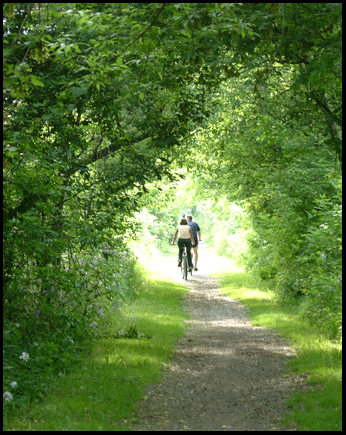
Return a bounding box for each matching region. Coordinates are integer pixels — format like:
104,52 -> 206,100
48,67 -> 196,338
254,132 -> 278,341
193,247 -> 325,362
181,246 -> 193,280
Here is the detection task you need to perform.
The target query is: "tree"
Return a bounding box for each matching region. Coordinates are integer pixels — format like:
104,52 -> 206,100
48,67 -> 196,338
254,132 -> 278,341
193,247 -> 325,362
3,2 -> 341,323
3,2 -> 258,320
188,44 -> 341,337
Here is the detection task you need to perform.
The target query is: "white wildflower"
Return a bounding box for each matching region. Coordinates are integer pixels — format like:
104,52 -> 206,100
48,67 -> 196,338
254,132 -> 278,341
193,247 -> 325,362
19,352 -> 29,361
10,381 -> 18,388
3,392 -> 13,401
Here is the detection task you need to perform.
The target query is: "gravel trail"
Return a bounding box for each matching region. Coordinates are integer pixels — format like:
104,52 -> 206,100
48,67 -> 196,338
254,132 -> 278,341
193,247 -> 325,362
131,248 -> 303,431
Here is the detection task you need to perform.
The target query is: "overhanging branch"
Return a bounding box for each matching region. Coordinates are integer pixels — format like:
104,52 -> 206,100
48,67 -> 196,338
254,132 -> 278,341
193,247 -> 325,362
126,3 -> 166,49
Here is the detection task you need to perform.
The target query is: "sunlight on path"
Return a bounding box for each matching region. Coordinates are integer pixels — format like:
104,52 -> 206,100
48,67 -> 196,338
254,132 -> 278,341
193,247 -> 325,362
141,242 -> 243,282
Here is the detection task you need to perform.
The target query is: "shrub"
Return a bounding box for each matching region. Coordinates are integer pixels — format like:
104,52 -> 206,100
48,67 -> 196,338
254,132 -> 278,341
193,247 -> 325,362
3,245 -> 144,422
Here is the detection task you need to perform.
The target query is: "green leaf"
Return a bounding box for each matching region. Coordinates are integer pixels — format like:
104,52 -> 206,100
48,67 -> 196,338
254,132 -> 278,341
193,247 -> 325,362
70,86 -> 88,96
4,146 -> 18,152
29,75 -> 44,87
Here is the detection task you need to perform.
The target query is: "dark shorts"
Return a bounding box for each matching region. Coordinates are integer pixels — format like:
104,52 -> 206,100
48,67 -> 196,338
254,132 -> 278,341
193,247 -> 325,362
192,238 -> 198,248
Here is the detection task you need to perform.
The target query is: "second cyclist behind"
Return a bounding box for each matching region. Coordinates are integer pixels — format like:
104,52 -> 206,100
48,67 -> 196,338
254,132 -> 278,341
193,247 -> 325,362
186,214 -> 202,271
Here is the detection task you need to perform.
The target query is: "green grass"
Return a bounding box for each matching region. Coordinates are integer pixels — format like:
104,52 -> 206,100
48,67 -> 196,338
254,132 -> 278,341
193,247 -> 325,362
215,271 -> 342,432
4,266 -> 341,431
3,272 -> 190,431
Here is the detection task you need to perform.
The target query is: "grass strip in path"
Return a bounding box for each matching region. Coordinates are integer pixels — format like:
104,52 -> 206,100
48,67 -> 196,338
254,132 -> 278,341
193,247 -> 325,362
3,272 -> 189,431
215,271 -> 342,432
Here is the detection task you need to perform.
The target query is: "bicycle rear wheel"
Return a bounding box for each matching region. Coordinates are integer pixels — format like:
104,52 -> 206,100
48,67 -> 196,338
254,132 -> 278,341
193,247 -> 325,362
182,256 -> 188,280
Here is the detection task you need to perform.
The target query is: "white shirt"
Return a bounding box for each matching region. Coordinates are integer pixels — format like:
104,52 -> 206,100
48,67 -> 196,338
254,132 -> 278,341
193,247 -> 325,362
176,225 -> 193,239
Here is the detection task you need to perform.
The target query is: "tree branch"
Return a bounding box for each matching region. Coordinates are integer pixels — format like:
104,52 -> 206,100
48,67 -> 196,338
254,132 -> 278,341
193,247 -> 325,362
10,4 -> 34,52
126,3 -> 166,48
309,92 -> 342,126
80,134 -> 152,167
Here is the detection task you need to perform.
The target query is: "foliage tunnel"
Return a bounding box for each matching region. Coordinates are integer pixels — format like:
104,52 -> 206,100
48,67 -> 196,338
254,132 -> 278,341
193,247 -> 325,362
3,1 -> 342,411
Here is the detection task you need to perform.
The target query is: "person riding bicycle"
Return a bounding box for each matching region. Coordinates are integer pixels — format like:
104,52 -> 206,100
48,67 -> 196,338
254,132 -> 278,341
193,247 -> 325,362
186,214 -> 202,271
172,218 -> 195,272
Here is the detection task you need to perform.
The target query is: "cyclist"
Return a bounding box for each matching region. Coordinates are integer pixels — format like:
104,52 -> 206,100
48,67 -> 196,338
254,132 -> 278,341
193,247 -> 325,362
172,218 -> 195,272
186,215 -> 202,271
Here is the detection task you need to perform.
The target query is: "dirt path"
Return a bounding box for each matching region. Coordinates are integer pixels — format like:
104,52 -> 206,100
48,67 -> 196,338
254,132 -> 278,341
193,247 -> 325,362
131,249 -> 303,431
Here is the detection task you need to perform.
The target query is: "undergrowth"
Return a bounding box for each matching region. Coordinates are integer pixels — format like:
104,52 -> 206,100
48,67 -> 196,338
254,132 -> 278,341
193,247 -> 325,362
3,246 -> 143,427
3,269 -> 189,431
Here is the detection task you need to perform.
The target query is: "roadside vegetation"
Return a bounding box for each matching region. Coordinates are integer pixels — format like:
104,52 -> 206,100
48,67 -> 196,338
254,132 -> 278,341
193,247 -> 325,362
3,269 -> 189,431
3,248 -> 143,426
